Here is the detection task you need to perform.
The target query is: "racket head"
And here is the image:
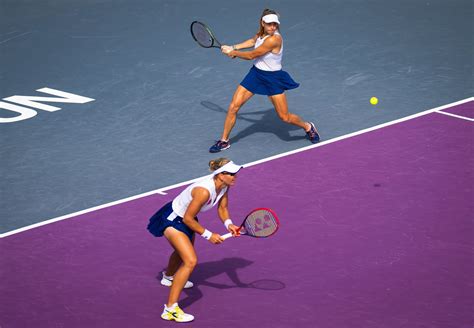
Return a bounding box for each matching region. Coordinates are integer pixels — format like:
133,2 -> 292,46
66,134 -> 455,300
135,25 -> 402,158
190,21 -> 221,48
239,208 -> 279,238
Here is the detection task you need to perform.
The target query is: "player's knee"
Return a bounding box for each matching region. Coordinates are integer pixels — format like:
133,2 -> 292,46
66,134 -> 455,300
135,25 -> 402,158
184,257 -> 198,269
278,113 -> 291,123
228,103 -> 241,115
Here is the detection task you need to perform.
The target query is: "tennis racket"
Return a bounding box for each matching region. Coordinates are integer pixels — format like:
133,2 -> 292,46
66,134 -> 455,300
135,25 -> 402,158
222,208 -> 279,240
190,21 -> 222,48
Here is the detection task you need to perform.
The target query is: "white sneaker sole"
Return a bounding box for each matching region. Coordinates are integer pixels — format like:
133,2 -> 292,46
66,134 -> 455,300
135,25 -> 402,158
161,312 -> 194,322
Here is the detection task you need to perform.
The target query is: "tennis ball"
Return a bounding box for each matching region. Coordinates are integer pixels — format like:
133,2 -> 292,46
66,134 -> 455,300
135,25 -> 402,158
370,97 -> 378,105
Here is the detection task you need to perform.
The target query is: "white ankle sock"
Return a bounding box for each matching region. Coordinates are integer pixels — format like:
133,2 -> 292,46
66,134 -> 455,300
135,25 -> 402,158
163,272 -> 173,280
165,303 -> 178,310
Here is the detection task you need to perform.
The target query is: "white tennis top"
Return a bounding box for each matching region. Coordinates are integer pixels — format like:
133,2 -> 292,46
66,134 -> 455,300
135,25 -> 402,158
254,32 -> 283,71
172,175 -> 227,218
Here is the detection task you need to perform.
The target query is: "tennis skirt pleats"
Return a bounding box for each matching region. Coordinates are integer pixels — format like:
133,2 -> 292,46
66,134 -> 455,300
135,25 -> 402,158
240,65 -> 299,96
147,202 -> 196,241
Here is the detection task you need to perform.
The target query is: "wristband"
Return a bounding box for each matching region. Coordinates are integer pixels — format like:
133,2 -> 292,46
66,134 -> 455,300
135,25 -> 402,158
232,45 -> 236,50
223,219 -> 233,229
201,229 -> 212,240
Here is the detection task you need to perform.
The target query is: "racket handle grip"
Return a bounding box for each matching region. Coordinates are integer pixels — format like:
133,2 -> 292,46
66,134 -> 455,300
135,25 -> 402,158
221,232 -> 233,240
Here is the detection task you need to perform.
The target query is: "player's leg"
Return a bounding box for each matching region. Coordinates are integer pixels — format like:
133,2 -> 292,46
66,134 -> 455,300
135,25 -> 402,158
164,251 -> 181,276
161,227 -> 196,322
222,85 -> 254,140
268,93 -> 308,129
210,85 -> 254,152
163,231 -> 195,273
268,93 -> 320,143
164,228 -> 197,305
161,248 -> 194,288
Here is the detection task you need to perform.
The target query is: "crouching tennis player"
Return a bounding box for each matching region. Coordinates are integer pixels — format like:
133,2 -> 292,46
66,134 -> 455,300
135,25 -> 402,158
147,158 -> 242,322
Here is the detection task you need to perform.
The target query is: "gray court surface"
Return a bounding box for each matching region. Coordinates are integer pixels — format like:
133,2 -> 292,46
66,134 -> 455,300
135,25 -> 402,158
1,0 -> 473,233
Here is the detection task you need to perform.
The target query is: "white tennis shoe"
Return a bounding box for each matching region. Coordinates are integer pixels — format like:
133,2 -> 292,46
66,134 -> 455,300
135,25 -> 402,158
160,272 -> 194,289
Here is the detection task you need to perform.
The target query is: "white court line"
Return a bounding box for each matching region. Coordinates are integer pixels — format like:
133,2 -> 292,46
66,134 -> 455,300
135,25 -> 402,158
1,97 -> 472,239
435,110 -> 474,122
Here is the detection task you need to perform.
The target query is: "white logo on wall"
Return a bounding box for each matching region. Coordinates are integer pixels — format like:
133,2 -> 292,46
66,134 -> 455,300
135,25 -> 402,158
0,88 -> 95,123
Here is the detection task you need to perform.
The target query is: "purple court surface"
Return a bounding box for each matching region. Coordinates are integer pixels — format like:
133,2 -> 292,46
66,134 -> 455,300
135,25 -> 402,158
1,101 -> 473,328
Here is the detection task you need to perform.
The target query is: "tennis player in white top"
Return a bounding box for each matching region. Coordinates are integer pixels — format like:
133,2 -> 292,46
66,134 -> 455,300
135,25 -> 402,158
147,158 -> 242,322
209,8 -> 320,153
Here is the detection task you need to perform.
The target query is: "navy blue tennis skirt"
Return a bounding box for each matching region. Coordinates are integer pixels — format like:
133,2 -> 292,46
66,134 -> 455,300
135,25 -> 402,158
240,65 -> 299,96
147,202 -> 196,241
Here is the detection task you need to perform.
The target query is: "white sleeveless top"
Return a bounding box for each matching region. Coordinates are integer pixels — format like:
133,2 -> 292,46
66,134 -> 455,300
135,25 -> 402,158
172,175 -> 228,218
254,32 -> 283,71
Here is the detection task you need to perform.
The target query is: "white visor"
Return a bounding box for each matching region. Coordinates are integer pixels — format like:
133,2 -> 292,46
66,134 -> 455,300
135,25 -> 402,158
262,14 -> 280,25
212,161 -> 243,175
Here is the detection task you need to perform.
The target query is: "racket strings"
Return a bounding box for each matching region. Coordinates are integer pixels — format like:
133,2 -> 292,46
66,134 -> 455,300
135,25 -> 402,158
244,210 -> 278,237
191,23 -> 213,47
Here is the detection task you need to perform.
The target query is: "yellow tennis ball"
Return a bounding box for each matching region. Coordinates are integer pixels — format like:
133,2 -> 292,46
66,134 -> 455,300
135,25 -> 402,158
370,97 -> 378,105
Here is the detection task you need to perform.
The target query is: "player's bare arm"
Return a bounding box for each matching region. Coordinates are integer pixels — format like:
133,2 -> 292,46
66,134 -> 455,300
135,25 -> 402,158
228,35 -> 281,60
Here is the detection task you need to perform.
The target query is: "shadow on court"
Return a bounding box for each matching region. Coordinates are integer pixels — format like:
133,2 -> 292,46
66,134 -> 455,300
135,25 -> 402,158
156,257 -> 286,308
201,101 -> 307,144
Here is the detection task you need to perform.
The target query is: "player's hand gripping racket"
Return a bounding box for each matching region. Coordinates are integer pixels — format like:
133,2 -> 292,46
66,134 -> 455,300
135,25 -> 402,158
222,208 -> 279,240
190,21 -> 222,48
